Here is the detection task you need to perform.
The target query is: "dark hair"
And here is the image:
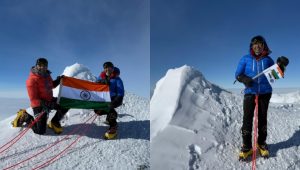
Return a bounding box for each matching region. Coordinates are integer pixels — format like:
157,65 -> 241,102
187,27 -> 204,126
36,58 -> 48,66
103,61 -> 114,68
250,35 -> 271,54
251,35 -> 266,45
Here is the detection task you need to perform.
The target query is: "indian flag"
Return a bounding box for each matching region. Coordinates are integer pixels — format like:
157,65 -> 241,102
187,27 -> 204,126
58,76 -> 111,109
263,64 -> 284,84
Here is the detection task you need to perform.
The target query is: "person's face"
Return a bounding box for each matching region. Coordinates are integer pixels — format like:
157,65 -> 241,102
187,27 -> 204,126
252,42 -> 264,55
36,64 -> 48,73
104,66 -> 113,75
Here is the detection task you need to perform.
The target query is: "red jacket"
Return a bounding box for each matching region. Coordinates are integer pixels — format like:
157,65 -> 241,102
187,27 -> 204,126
26,67 -> 54,108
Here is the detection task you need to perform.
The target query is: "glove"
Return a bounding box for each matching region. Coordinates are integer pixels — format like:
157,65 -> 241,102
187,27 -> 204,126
53,75 -> 65,88
277,56 -> 289,73
56,75 -> 65,82
97,79 -> 110,85
237,74 -> 253,88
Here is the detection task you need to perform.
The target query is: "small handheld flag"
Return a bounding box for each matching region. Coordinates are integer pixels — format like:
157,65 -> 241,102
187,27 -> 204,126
263,64 -> 284,84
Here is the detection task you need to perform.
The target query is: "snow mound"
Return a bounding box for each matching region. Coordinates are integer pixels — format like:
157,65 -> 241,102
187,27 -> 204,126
150,65 -> 191,139
53,63 -> 96,97
151,65 -> 236,139
271,91 -> 300,104
62,63 -> 97,82
151,65 -> 241,169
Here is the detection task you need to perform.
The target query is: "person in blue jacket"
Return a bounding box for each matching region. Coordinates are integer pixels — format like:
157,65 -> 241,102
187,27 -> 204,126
95,61 -> 124,139
235,35 -> 274,159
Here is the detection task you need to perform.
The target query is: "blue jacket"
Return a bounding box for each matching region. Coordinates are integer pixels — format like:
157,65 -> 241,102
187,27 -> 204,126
96,76 -> 124,98
108,77 -> 124,97
235,54 -> 274,94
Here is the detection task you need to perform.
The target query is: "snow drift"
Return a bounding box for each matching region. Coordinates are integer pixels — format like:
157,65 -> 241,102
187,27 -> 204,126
151,65 -> 300,170
0,63 -> 150,169
151,65 -> 238,139
270,91 -> 300,104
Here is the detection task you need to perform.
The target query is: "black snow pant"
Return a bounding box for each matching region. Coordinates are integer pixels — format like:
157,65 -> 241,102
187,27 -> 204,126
94,96 -> 123,128
241,93 -> 272,148
32,98 -> 69,135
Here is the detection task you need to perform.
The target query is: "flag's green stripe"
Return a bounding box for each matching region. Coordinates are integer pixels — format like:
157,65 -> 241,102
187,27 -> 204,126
271,70 -> 280,79
59,97 -> 110,110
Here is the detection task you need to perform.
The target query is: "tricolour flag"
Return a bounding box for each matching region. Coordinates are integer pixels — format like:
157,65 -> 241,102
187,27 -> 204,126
58,76 -> 111,109
262,64 -> 284,84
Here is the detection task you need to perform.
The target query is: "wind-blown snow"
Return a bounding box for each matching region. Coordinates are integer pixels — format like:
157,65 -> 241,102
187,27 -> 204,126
151,65 -> 300,170
0,63 -> 149,169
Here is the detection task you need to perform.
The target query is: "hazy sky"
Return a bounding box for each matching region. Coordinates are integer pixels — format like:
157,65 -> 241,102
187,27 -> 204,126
0,0 -> 149,98
151,0 -> 300,90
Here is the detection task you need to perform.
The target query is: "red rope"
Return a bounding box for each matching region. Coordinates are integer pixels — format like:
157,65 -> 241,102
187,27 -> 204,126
32,114 -> 98,170
0,112 -> 46,154
3,114 -> 97,170
252,95 -> 259,170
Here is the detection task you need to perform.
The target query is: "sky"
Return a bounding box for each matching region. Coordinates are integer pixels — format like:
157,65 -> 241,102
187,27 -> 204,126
151,0 -> 300,91
0,0 -> 149,98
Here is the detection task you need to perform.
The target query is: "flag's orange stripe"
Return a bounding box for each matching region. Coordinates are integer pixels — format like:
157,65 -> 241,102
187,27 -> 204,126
62,76 -> 109,92
277,65 -> 284,77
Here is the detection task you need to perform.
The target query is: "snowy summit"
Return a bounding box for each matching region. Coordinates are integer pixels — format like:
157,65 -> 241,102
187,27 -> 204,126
0,63 -> 150,169
151,65 -> 300,170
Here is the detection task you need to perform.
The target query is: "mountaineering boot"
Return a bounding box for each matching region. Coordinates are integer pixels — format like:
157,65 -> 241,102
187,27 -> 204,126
11,109 -> 33,127
48,121 -> 63,134
257,143 -> 269,158
239,145 -> 253,161
104,126 -> 117,140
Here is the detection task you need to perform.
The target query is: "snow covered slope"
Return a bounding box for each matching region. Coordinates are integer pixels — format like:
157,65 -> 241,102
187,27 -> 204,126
270,91 -> 300,104
151,65 -> 300,170
0,63 -> 149,169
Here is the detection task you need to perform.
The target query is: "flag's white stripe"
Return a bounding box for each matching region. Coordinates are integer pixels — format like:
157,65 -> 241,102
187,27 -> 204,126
60,86 -> 111,102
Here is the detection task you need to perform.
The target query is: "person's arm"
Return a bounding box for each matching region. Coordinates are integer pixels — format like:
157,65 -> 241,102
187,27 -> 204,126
235,56 -> 253,87
53,76 -> 61,88
110,78 -> 124,108
235,56 -> 246,79
116,78 -> 124,96
26,77 -> 40,108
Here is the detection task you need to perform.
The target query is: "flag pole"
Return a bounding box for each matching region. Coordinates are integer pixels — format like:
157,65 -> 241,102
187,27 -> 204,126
252,72 -> 265,80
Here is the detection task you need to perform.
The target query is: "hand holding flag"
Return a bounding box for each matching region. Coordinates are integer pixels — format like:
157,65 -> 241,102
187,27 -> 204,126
252,56 -> 289,85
